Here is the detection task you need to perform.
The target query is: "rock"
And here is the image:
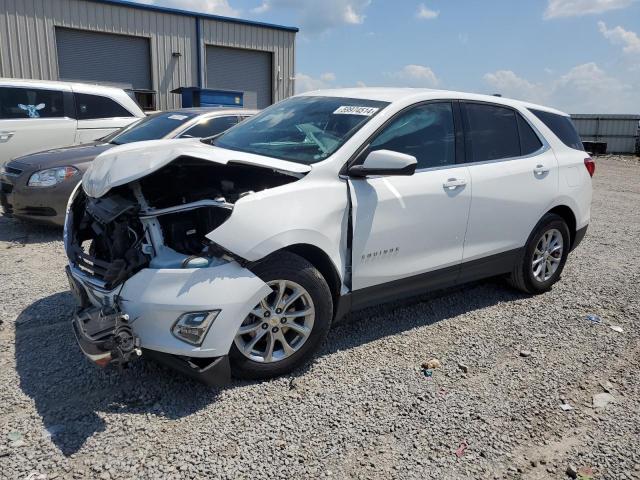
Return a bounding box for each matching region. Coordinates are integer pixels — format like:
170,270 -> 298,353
421,358 -> 441,369
519,350 -> 532,358
609,325 -> 623,333
566,464 -> 578,478
599,381 -> 615,393
7,432 -> 22,442
530,460 -> 538,467
592,392 -> 615,409
457,362 -> 469,373
289,378 -> 300,390
560,403 -> 574,411
10,440 -> 26,448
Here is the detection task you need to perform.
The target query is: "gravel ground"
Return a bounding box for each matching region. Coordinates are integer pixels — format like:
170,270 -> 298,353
0,155 -> 639,480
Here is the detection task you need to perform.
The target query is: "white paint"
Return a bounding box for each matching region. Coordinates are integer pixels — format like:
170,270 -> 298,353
0,78 -> 143,163
66,87 -> 593,359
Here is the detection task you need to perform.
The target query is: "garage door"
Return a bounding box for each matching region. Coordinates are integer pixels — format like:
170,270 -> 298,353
206,46 -> 272,109
56,28 -> 152,90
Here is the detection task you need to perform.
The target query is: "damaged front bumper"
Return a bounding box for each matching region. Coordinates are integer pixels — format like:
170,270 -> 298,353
66,259 -> 270,385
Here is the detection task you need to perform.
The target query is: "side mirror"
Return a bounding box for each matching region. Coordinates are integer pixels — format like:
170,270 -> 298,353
349,149 -> 417,178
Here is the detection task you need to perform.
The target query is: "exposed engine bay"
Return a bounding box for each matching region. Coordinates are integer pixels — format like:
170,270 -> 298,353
66,157 -> 300,288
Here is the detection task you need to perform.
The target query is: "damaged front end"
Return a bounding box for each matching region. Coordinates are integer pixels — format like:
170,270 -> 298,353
65,152 -> 301,384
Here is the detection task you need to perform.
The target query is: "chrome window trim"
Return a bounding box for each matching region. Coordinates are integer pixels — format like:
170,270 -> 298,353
413,143 -> 551,173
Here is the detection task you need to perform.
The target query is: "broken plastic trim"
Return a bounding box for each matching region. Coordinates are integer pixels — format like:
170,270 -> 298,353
139,198 -> 233,219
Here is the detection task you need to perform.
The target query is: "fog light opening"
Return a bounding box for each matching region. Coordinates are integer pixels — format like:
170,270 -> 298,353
171,310 -> 220,346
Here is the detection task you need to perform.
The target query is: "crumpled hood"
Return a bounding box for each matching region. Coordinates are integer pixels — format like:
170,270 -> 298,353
83,138 -> 312,198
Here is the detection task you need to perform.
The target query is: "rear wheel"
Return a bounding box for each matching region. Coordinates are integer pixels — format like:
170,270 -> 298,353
230,252 -> 333,380
509,213 -> 570,294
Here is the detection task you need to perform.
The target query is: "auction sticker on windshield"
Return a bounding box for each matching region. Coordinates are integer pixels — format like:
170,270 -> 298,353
333,106 -> 380,116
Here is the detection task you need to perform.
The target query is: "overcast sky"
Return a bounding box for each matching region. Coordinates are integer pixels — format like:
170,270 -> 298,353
134,0 -> 640,113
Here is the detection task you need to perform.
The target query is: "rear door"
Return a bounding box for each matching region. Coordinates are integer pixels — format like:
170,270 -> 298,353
74,93 -> 138,143
0,86 -> 76,163
460,101 -> 558,267
349,102 -> 471,300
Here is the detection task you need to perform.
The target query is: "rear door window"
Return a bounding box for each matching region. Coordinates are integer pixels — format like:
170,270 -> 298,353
463,103 -> 520,162
529,108 -> 584,151
180,115 -> 239,138
75,93 -> 133,120
517,114 -> 543,155
0,87 -> 66,119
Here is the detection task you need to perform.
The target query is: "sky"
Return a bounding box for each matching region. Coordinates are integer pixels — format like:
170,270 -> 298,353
135,0 -> 640,113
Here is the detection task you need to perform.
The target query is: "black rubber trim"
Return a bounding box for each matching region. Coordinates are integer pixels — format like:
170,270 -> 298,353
571,225 -> 588,251
340,248 -> 522,313
142,349 -> 231,387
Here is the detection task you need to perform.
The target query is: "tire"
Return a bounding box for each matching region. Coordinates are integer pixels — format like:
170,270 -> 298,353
508,213 -> 571,294
229,251 -> 333,380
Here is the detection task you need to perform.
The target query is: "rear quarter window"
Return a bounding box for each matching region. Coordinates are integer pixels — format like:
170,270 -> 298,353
75,93 -> 133,120
529,108 -> 584,151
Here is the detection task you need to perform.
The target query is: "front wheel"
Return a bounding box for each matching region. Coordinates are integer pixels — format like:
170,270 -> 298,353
229,252 -> 333,380
508,213 -> 571,294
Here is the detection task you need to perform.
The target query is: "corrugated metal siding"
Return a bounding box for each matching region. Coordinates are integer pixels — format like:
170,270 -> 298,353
56,27 -> 152,89
200,18 -> 295,104
571,114 -> 640,154
206,46 -> 272,109
0,0 -> 198,109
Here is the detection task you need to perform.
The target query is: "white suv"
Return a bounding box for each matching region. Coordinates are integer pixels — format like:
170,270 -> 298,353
64,88 -> 593,385
0,79 -> 144,163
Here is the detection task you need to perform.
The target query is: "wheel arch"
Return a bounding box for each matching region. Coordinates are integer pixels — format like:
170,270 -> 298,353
546,205 -> 577,247
277,243 -> 342,314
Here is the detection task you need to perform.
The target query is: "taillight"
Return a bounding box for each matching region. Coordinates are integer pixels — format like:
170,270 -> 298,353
584,157 -> 595,177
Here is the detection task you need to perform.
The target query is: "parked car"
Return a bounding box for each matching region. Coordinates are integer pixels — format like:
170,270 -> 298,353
0,79 -> 145,163
64,88 -> 593,385
0,108 -> 256,225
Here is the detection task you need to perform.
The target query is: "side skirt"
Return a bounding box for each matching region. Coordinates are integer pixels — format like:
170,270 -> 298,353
334,248 -> 522,319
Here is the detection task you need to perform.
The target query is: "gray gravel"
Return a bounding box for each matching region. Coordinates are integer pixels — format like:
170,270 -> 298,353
1,155 -> 639,479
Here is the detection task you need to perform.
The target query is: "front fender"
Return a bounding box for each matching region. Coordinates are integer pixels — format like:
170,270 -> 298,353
207,175 -> 349,283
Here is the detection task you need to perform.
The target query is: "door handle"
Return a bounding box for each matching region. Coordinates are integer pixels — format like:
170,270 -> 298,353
443,178 -> 467,190
533,164 -> 550,175
0,131 -> 15,143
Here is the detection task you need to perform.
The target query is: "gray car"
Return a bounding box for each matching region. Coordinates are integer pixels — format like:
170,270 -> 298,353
0,107 -> 256,226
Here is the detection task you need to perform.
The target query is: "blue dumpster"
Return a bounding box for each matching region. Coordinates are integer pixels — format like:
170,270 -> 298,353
171,87 -> 243,108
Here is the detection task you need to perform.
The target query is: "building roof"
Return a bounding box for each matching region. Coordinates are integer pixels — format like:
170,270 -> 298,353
570,114 -> 640,120
92,0 -> 299,33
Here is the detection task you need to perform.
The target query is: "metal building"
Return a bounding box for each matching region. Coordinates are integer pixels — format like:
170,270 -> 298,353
0,0 -> 297,110
571,114 -> 640,154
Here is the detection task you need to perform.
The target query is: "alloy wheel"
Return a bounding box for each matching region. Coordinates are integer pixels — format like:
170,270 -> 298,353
532,228 -> 563,282
234,280 -> 315,363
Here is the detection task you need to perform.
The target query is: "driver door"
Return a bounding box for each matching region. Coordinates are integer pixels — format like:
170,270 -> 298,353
348,102 -> 471,303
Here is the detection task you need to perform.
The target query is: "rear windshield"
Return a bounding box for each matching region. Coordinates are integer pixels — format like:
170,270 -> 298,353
529,109 -> 584,151
106,112 -> 198,145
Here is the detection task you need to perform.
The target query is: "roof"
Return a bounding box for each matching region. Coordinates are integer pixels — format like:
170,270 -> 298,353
0,77 -> 129,93
299,87 -> 570,116
92,0 -> 299,33
161,107 -> 260,116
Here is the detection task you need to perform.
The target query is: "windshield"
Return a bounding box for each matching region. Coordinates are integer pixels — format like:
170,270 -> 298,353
213,96 -> 389,164
106,112 -> 199,145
